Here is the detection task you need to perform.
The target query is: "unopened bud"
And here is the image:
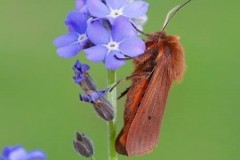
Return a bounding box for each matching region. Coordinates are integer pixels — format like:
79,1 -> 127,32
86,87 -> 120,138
73,132 -> 94,158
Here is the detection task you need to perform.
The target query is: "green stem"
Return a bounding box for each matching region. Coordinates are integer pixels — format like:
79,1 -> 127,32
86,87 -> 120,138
107,70 -> 118,160
91,156 -> 96,160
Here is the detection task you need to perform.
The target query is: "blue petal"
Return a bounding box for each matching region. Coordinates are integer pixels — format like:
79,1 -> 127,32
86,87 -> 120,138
105,51 -> 126,70
73,60 -> 90,84
73,60 -> 90,74
65,11 -> 87,34
26,150 -> 46,160
96,89 -> 109,99
76,0 -> 85,10
8,147 -> 27,160
87,21 -> 110,44
73,60 -> 89,83
75,0 -> 89,15
2,145 -> 23,158
84,45 -> 107,62
56,43 -> 82,58
80,89 -> 108,103
87,0 -> 110,17
74,75 -> 85,84
123,1 -> 149,18
112,16 -> 137,42
119,37 -> 146,57
53,33 -> 78,47
132,14 -> 148,26
80,93 -> 93,103
106,0 -> 126,9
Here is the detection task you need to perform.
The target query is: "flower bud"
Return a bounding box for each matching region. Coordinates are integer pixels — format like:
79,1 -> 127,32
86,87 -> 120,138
73,132 -> 94,158
80,89 -> 114,121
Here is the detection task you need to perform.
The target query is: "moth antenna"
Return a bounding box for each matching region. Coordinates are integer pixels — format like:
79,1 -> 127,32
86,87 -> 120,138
162,0 -> 191,31
131,23 -> 151,37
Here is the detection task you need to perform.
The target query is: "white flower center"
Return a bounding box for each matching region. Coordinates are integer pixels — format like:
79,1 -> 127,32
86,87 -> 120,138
78,34 -> 87,43
106,41 -> 119,51
109,9 -> 123,18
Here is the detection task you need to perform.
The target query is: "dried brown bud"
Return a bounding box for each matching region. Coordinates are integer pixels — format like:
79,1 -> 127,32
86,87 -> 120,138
73,132 -> 94,158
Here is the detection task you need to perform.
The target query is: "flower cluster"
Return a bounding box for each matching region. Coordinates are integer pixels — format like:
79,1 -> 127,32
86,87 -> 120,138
54,0 -> 149,70
0,145 -> 46,160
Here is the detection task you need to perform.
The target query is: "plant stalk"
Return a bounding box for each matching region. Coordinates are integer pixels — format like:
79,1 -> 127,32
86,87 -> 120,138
107,70 -> 118,160
91,156 -> 96,160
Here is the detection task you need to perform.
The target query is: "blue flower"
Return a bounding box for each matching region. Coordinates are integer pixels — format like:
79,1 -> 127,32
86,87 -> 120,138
53,11 -> 88,58
1,145 -> 46,160
84,16 -> 146,70
73,60 -> 90,84
76,0 -> 88,15
73,60 -> 97,91
80,89 -> 108,103
87,0 -> 149,23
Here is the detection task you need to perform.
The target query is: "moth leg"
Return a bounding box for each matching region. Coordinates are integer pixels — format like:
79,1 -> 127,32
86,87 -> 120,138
146,67 -> 156,79
109,74 -> 142,92
109,73 -> 151,92
109,75 -> 133,92
118,87 -> 130,100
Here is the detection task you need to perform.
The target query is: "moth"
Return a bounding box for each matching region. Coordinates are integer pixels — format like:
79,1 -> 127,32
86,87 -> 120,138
115,1 -> 190,156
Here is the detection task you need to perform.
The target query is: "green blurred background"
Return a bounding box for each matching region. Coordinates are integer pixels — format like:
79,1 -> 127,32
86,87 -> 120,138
0,0 -> 239,159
